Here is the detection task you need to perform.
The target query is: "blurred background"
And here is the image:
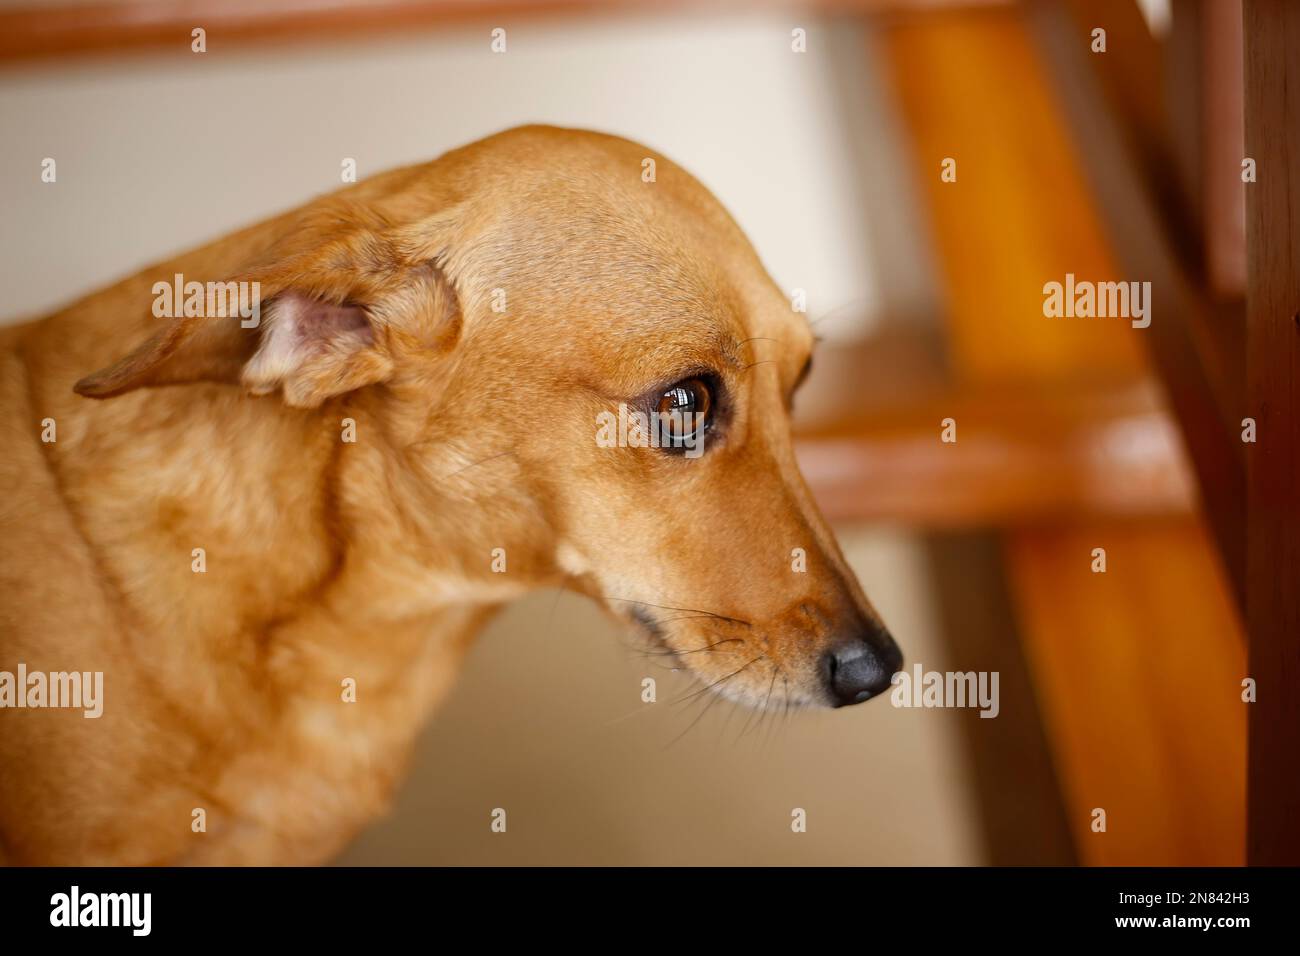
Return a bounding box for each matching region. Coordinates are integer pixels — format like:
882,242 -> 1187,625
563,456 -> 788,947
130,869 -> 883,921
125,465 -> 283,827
0,0 -> 1265,865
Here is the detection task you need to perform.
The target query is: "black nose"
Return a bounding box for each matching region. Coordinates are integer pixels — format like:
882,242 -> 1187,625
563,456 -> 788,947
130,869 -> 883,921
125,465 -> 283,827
823,632 -> 902,707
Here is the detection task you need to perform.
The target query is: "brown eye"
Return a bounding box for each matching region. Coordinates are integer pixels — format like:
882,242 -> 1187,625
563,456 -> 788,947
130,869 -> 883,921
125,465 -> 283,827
655,378 -> 713,444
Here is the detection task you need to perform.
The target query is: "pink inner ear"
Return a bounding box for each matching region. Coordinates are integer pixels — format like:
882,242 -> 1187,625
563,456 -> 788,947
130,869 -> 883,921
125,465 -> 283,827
243,293 -> 375,394
287,296 -> 373,354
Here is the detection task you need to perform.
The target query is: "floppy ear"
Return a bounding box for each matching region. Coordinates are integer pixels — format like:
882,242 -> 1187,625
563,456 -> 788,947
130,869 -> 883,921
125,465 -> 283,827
74,208 -> 461,408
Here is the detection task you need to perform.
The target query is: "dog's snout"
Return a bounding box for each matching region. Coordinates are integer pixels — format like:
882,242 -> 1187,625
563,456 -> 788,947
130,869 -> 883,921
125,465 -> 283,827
823,630 -> 902,707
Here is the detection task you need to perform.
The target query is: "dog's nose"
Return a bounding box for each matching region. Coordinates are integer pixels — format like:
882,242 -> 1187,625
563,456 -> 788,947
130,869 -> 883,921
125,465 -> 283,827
823,631 -> 902,707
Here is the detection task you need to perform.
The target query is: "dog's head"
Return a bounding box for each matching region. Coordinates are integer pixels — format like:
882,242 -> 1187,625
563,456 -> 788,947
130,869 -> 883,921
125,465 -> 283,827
76,125 -> 900,710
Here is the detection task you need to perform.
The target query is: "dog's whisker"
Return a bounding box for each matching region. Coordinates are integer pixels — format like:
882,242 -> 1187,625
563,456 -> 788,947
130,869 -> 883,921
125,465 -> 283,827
604,702 -> 664,727
655,612 -> 745,625
665,655 -> 764,749
543,572 -> 578,638
740,664 -> 781,742
439,449 -> 515,479
670,655 -> 763,707
808,295 -> 870,327
606,597 -> 751,628
620,635 -> 690,670
762,664 -> 789,749
638,637 -> 744,659
752,659 -> 782,741
738,335 -> 778,358
663,687 -> 730,750
629,654 -> 689,675
718,693 -> 744,742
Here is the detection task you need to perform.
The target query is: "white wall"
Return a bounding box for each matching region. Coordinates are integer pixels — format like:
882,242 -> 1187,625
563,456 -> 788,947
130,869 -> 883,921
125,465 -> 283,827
0,13 -> 879,332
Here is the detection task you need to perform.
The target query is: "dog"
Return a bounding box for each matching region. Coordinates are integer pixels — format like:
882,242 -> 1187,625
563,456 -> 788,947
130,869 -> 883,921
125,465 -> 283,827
0,125 -> 901,865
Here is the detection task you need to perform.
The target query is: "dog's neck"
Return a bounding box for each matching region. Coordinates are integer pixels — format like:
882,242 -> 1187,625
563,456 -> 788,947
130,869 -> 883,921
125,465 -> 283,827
35,358 -> 523,666
18,219 -> 555,702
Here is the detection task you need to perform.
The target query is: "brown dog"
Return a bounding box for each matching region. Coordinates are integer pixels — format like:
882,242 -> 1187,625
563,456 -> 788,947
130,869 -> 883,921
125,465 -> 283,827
0,126 -> 900,865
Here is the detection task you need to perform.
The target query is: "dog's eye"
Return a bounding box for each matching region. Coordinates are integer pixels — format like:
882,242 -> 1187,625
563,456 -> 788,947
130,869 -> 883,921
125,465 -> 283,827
656,378 -> 713,444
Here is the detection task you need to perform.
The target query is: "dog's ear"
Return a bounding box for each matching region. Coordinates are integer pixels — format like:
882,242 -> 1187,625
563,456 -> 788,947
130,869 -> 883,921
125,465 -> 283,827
237,263 -> 456,408
74,206 -> 462,408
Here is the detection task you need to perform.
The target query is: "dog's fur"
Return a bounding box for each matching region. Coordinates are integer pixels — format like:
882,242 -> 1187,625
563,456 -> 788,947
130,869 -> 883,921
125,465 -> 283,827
0,126 -> 896,864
